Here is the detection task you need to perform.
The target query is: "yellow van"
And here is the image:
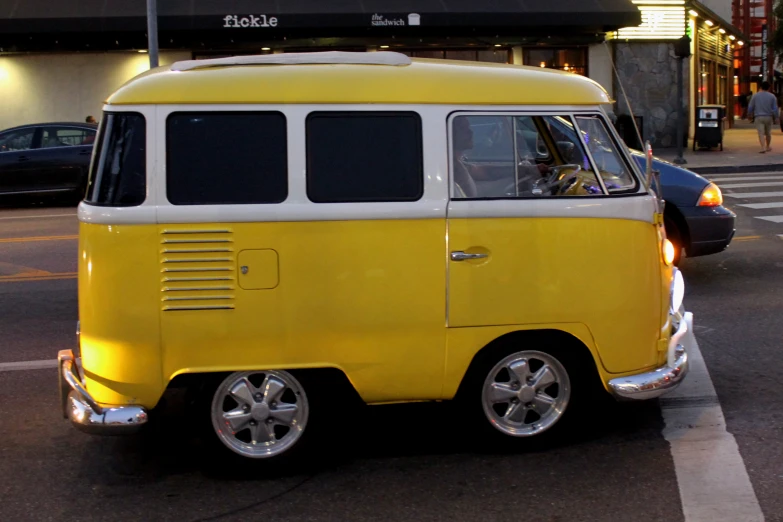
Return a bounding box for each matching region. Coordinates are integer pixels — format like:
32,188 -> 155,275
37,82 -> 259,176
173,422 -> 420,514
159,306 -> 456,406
58,51 -> 694,461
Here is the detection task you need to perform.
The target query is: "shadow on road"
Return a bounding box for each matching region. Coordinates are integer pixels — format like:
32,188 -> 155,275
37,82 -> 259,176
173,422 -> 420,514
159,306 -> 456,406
84,393 -> 664,483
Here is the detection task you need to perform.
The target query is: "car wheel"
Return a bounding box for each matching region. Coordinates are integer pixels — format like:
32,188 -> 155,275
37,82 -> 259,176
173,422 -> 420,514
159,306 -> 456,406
480,350 -> 572,438
664,216 -> 683,266
208,370 -> 309,461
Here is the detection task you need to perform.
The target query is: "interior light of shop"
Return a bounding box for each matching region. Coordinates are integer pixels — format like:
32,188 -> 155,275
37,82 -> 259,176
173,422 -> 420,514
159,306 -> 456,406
689,9 -> 698,17
738,40 -> 744,46
705,20 -> 714,26
261,47 -> 271,51
729,35 -> 736,40
380,45 -> 390,49
719,28 -> 726,34
494,44 -> 502,47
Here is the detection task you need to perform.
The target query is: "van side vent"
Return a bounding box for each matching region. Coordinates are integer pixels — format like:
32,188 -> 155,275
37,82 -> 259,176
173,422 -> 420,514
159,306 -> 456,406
159,228 -> 236,311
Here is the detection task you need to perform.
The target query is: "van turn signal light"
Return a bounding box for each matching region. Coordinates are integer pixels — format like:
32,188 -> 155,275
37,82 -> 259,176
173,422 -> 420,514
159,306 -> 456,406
697,182 -> 723,206
662,239 -> 676,266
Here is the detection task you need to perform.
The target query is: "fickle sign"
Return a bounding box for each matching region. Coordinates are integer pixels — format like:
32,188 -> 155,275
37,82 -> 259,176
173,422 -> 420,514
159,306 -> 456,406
223,15 -> 278,28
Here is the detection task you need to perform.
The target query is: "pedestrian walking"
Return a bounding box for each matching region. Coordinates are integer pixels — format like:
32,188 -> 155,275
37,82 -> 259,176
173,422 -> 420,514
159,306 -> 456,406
748,81 -> 779,153
85,115 -> 97,124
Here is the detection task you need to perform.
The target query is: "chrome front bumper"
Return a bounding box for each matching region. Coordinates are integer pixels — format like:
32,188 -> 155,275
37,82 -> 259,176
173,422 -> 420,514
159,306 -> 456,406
58,349 -> 148,435
607,311 -> 694,400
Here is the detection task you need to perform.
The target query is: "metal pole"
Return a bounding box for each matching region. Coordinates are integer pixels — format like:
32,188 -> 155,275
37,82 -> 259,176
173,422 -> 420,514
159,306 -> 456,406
146,0 -> 159,68
674,55 -> 687,164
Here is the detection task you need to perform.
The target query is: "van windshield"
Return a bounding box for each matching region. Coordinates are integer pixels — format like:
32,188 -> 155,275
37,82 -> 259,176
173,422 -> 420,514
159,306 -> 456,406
85,112 -> 146,207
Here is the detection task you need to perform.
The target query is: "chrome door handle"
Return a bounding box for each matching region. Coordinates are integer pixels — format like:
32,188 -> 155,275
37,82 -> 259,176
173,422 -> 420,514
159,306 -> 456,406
450,251 -> 488,261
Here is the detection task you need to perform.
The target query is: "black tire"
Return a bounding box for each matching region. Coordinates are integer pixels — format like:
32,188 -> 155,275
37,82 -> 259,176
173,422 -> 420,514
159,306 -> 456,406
664,216 -> 683,266
458,331 -> 604,448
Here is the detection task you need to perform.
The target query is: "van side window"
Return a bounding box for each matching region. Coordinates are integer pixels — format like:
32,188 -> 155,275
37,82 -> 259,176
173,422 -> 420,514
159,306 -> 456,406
451,114 -> 604,199
166,112 -> 287,205
306,112 -> 423,203
574,115 -> 637,193
85,112 -> 146,207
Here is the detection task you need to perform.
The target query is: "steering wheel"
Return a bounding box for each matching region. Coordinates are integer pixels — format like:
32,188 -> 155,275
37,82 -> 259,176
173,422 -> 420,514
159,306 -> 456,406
517,164 -> 583,196
503,163 -> 583,196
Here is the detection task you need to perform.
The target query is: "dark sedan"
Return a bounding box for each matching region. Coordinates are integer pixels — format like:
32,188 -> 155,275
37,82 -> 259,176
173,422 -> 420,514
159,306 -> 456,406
0,122 -> 97,200
630,151 -> 736,265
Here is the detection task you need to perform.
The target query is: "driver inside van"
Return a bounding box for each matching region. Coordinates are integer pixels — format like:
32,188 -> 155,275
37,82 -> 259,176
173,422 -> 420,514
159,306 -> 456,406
453,117 -> 550,198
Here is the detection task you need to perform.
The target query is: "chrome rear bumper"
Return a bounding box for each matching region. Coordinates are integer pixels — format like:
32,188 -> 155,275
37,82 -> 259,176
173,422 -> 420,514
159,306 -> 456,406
607,311 -> 694,400
58,349 -> 148,435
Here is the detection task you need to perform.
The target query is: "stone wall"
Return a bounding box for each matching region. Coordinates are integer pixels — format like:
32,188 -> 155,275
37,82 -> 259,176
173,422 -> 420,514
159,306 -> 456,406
613,42 -> 688,148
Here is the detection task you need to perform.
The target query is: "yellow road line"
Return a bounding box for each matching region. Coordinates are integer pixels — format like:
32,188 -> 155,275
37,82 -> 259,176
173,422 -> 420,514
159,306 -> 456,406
732,235 -> 761,241
0,272 -> 77,283
0,234 -> 78,243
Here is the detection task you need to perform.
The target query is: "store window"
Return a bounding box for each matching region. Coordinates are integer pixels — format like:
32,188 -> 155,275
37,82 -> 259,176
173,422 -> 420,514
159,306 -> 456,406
525,48 -> 587,75
699,59 -> 710,105
395,48 -> 510,64
718,65 -> 729,106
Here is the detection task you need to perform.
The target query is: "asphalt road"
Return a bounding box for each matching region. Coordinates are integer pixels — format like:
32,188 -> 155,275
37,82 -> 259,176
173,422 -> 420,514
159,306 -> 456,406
0,183 -> 781,521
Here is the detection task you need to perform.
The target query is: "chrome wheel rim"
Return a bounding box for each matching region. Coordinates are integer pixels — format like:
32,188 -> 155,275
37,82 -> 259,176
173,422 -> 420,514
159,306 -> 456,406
481,350 -> 570,437
211,370 -> 309,459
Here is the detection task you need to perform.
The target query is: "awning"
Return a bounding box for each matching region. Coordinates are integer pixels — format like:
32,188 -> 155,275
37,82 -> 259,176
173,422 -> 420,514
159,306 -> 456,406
0,0 -> 641,34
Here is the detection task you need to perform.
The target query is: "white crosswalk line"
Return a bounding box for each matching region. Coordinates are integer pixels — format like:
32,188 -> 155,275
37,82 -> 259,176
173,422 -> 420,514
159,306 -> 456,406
755,215 -> 783,223
718,181 -> 783,188
662,340 -> 764,521
737,201 -> 783,209
708,171 -> 783,179
724,191 -> 783,198
718,181 -> 783,189
709,175 -> 783,182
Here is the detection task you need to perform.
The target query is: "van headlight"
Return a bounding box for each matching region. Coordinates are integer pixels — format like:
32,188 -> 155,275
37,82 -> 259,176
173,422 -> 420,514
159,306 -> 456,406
670,268 -> 685,314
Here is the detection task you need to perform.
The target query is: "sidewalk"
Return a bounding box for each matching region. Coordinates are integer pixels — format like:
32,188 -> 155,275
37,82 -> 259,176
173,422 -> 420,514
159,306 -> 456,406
654,119 -> 783,174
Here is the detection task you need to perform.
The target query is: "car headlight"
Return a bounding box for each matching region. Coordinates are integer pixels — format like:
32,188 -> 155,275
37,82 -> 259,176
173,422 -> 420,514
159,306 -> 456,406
670,268 -> 685,314
697,182 -> 723,206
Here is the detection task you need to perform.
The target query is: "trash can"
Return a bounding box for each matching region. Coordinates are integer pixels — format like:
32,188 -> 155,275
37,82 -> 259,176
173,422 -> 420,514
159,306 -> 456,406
693,104 -> 725,151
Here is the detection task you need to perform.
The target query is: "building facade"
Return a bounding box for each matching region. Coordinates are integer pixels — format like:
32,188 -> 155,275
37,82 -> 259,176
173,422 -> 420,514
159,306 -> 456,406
732,0 -> 776,115
608,1 -> 743,147
0,0 -> 743,147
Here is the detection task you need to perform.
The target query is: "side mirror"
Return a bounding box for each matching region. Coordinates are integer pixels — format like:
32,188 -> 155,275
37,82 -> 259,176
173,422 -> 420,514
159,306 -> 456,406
645,140 -> 653,185
645,141 -> 665,210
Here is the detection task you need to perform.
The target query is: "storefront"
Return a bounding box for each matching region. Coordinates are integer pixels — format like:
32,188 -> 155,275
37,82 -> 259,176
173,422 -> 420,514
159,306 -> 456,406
606,0 -> 744,147
0,1 -> 645,131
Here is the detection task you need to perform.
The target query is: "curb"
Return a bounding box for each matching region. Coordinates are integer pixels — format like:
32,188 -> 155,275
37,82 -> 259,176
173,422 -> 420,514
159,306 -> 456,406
687,163 -> 783,175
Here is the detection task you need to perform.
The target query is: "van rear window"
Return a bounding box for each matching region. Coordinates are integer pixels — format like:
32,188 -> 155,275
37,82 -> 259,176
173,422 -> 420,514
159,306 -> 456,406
166,112 -> 288,205
85,112 -> 146,207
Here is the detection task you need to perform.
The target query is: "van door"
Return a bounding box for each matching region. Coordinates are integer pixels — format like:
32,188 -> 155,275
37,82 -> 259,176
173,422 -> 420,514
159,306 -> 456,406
446,113 -> 662,374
